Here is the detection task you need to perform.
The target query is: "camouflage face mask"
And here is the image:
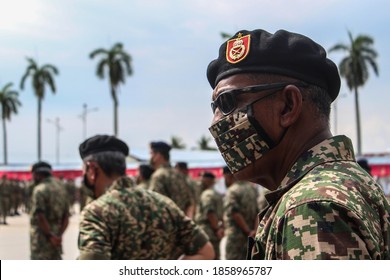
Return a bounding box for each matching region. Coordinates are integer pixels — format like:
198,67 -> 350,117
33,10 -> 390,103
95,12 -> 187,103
209,106 -> 277,173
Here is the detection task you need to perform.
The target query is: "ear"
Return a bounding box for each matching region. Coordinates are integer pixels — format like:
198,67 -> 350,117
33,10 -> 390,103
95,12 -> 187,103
86,161 -> 98,182
279,85 -> 303,128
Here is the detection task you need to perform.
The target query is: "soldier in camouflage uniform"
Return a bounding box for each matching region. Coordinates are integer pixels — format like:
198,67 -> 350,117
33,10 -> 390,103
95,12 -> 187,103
195,172 -> 224,259
175,161 -> 202,212
222,166 -> 259,259
78,134 -> 214,260
30,162 -> 70,259
0,175 -> 10,224
149,141 -> 195,219
207,29 -> 390,259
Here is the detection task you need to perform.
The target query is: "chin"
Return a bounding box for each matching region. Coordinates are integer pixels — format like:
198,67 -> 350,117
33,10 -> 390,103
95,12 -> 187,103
233,161 -> 270,188
233,164 -> 258,182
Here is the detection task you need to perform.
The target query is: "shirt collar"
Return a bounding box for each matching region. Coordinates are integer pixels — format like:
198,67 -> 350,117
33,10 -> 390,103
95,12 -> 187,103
265,135 -> 356,204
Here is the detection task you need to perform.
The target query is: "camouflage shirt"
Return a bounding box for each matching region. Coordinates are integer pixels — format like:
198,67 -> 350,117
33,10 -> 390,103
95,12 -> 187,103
78,176 -> 209,260
224,181 -> 258,235
30,176 -> 69,259
149,163 -> 193,213
195,188 -> 224,239
250,135 -> 390,260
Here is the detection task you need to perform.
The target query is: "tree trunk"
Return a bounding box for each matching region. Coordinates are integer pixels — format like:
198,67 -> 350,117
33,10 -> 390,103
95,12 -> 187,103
111,85 -> 118,136
2,117 -> 7,165
38,98 -> 42,161
354,86 -> 362,156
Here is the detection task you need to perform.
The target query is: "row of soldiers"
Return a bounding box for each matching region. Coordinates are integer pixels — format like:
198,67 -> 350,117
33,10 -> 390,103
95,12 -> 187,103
2,139 -> 267,260
132,141 -> 268,260
0,176 -> 25,224
63,140 -> 268,260
0,174 -> 84,225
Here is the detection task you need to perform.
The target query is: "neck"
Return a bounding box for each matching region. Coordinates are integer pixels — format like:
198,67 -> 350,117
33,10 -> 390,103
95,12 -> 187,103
252,127 -> 332,190
95,173 -> 122,197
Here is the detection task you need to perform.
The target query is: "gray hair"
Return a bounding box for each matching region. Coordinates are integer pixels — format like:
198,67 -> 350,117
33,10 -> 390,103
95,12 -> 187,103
84,151 -> 127,177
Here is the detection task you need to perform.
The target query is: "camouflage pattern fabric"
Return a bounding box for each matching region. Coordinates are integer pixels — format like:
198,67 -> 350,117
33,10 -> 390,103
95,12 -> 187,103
136,180 -> 151,190
224,181 -> 259,259
149,163 -> 193,213
250,135 -> 390,260
0,179 -> 11,222
195,188 -> 224,259
78,176 -> 209,260
30,177 -> 70,259
209,111 -> 271,173
186,176 -> 201,207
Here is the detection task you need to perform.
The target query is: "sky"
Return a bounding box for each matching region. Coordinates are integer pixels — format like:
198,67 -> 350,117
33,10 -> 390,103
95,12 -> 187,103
0,0 -> 389,165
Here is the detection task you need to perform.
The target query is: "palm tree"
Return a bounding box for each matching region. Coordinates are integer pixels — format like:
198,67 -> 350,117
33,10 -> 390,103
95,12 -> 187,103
197,135 -> 217,151
329,31 -> 379,156
20,57 -> 59,161
89,42 -> 133,136
220,32 -> 232,40
171,135 -> 186,149
0,83 -> 22,165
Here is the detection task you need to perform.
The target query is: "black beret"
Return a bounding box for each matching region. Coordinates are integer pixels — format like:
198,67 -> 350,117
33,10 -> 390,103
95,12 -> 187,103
150,141 -> 171,153
31,161 -> 52,174
207,29 -> 341,101
79,134 -> 129,159
175,161 -> 188,170
202,171 -> 216,179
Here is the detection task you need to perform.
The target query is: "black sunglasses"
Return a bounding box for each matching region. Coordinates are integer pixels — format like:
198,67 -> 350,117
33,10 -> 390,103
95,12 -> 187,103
211,82 -> 308,116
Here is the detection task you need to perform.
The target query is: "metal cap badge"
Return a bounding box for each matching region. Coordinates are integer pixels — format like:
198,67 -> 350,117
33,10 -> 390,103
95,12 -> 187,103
226,33 -> 250,64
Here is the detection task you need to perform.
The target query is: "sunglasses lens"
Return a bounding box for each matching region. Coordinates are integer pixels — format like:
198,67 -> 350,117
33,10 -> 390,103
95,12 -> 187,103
218,92 -> 235,115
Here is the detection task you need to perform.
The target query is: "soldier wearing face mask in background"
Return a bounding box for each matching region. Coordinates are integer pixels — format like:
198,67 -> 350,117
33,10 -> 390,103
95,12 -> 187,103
207,29 -> 390,259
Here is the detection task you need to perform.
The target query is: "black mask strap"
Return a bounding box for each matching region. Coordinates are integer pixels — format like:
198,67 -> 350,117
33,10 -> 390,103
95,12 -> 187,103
246,105 -> 277,149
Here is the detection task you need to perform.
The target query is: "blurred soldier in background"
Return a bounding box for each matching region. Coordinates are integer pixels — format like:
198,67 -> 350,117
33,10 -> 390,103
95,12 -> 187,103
149,141 -> 195,219
0,175 -> 11,224
78,134 -> 214,260
195,171 -> 224,259
30,161 -> 70,259
175,161 -> 202,212
136,164 -> 154,190
222,166 -> 258,259
65,178 -> 77,215
10,179 -> 22,216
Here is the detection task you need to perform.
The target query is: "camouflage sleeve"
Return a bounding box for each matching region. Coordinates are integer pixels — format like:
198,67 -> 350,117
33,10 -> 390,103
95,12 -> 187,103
149,173 -> 168,197
224,187 -> 240,214
277,201 -> 371,259
31,187 -> 46,215
168,199 -> 209,255
78,201 -> 115,260
202,191 -> 217,214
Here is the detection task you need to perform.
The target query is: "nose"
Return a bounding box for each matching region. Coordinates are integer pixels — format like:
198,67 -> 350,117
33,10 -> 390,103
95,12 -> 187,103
211,109 -> 224,125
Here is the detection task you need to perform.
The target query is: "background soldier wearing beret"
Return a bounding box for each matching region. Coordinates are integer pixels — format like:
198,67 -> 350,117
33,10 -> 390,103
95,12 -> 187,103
195,172 -> 224,259
29,161 -> 70,259
149,141 -> 195,219
78,135 -> 214,260
207,29 -> 390,259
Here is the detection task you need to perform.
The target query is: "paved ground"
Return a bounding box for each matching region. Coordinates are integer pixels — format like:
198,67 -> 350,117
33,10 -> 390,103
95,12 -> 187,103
0,206 -> 80,260
0,204 -> 227,260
